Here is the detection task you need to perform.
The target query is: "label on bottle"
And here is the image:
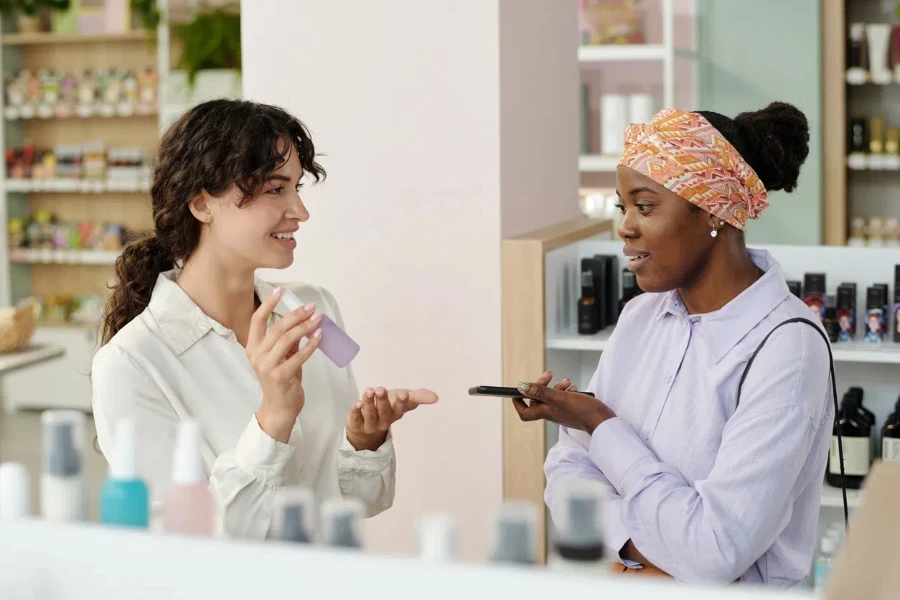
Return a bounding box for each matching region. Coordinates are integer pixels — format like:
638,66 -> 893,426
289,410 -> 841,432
813,563 -> 829,590
883,438 -> 900,462
830,436 -> 871,476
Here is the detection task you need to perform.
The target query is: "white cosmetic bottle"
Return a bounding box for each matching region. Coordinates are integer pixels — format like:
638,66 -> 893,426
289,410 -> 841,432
547,481 -> 608,574
417,513 -> 459,562
0,462 -> 31,519
41,410 -> 86,522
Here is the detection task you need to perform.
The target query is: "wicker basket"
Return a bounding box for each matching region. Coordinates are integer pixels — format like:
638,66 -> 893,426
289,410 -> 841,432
0,297 -> 39,354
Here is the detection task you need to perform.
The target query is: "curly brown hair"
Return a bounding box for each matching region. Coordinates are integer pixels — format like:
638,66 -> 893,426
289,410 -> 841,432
99,99 -> 326,345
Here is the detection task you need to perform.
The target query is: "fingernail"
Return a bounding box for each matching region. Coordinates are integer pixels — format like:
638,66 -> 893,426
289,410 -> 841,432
312,328 -> 323,339
542,370 -> 550,376
310,311 -> 322,321
366,389 -> 375,399
376,386 -> 386,396
355,402 -> 363,409
517,382 -> 529,391
303,302 -> 316,311
273,287 -> 283,298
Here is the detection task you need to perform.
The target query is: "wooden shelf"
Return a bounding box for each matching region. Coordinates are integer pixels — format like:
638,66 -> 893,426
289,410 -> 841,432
1,31 -> 152,46
5,178 -> 150,193
10,249 -> 121,265
578,44 -> 667,63
5,111 -> 158,122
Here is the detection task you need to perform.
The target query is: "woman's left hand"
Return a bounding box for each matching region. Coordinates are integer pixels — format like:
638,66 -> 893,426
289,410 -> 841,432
346,387 -> 439,451
513,371 -> 615,434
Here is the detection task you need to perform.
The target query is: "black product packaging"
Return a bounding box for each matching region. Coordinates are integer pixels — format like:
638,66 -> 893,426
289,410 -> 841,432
803,273 -> 826,323
877,283 -> 890,337
597,255 -> 619,326
786,281 -> 802,298
865,286 -> 887,343
823,295 -> 839,343
618,268 -> 643,315
577,260 -> 599,335
836,283 -> 857,342
894,265 -> 900,343
587,256 -> 608,330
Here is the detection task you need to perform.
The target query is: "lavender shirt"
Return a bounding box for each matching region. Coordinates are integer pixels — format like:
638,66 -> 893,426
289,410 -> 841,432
545,249 -> 833,585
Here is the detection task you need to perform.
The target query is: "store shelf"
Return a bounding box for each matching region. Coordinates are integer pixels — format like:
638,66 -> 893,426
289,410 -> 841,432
5,110 -> 157,122
578,44 -> 667,63
579,155 -> 620,173
1,31 -> 152,46
10,249 -> 121,265
821,485 -> 862,509
845,69 -> 898,86
5,178 -> 150,193
548,327 -> 900,363
846,154 -> 900,171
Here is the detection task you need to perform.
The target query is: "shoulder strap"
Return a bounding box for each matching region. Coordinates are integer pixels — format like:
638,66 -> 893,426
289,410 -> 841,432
735,317 -> 847,527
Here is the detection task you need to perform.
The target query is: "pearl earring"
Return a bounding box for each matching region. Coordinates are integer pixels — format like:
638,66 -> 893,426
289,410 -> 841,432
710,228 -> 718,238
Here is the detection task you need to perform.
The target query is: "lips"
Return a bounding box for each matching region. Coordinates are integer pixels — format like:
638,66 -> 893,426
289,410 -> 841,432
623,247 -> 650,272
271,231 -> 295,240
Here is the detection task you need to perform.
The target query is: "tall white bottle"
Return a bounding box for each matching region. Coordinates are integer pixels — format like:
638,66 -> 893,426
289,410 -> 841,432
41,410 -> 85,522
417,514 -> 459,563
0,462 -> 30,519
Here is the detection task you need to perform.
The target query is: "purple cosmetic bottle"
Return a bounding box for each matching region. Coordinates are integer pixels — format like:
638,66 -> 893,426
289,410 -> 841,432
280,289 -> 360,368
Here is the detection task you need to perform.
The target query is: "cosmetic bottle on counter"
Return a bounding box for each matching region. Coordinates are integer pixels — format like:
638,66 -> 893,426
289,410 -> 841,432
417,514 -> 459,562
490,501 -> 538,565
0,462 -> 30,519
274,486 -> 315,543
578,260 -> 599,335
813,534 -> 838,592
100,417 -> 149,528
548,481 -> 606,574
847,23 -> 868,85
803,273 -> 826,323
828,395 -> 871,490
320,497 -> 364,549
41,410 -> 85,522
882,397 -> 900,462
163,420 -> 214,536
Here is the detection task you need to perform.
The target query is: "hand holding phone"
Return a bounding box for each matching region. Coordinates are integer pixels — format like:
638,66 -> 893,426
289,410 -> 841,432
468,385 -> 594,399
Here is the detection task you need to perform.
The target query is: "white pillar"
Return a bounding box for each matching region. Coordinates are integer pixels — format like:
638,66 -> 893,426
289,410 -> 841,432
242,0 -> 578,558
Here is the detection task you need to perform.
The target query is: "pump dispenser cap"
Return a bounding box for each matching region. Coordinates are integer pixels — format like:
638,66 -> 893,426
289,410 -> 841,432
42,410 -> 84,477
172,420 -> 206,485
417,514 -> 459,562
320,497 -> 364,548
553,480 -> 605,550
822,535 -> 838,554
490,501 -> 538,564
0,462 -> 30,519
110,417 -> 139,479
274,486 -> 315,543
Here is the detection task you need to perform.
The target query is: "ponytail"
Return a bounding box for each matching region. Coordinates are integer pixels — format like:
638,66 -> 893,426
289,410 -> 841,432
100,234 -> 174,345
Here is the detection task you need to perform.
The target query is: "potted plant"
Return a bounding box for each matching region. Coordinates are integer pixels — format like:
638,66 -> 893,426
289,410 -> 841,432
173,3 -> 241,103
0,0 -> 71,34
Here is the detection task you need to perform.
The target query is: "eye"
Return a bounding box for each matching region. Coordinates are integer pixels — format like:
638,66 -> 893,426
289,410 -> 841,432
266,186 -> 284,195
295,183 -> 304,193
614,203 -> 625,214
636,202 -> 652,214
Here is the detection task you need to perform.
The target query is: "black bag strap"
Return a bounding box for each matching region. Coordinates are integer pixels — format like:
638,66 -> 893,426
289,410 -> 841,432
736,317 -> 847,527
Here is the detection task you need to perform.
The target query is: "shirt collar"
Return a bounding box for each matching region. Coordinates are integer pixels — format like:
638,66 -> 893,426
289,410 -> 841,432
149,269 -> 289,355
656,248 -> 790,364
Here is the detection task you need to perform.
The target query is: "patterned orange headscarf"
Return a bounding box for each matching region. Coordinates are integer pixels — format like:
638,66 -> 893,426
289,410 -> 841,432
618,108 -> 768,230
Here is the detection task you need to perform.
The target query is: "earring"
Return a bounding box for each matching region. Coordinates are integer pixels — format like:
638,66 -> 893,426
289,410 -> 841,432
710,228 -> 718,238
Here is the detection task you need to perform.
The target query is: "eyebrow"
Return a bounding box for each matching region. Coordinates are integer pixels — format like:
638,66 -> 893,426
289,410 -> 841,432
267,175 -> 292,183
615,186 -> 659,199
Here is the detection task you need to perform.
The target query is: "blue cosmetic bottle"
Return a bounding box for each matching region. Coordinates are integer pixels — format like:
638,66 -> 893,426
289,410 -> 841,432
100,417 -> 149,528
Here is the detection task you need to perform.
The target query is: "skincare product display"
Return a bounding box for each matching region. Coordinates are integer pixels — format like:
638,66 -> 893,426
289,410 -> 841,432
865,285 -> 888,343
574,255 -> 626,336
802,273 -> 826,323
8,210 -> 139,254
828,388 -> 876,490
846,116 -> 900,171
5,141 -> 150,186
2,67 -> 158,121
578,0 -> 647,46
845,22 -> 900,85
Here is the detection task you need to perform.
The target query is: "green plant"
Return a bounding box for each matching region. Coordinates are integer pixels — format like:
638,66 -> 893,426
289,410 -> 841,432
131,0 -> 159,31
0,0 -> 70,17
175,4 -> 241,87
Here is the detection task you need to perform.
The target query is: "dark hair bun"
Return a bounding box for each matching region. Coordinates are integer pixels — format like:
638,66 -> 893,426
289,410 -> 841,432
697,102 -> 810,193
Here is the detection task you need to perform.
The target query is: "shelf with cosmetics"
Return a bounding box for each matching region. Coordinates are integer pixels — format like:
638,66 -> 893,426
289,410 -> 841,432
822,2 -> 900,245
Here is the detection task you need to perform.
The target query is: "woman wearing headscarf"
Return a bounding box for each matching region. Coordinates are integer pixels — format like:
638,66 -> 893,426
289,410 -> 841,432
514,103 -> 834,585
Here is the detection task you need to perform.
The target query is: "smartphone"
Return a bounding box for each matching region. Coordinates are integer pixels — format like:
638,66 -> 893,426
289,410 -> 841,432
468,385 -> 594,398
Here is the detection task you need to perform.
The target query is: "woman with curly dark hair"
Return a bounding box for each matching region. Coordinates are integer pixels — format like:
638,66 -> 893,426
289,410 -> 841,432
92,99 -> 437,537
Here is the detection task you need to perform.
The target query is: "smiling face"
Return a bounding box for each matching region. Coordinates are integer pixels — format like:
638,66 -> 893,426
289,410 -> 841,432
615,166 -> 718,293
193,141 -> 309,272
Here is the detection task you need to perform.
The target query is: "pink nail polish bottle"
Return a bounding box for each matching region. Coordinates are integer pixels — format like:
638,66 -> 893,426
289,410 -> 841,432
163,421 -> 214,536
279,289 -> 360,367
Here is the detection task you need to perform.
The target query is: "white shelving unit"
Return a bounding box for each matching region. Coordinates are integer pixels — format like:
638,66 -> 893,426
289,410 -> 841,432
578,0 -> 678,174
821,485 -> 862,509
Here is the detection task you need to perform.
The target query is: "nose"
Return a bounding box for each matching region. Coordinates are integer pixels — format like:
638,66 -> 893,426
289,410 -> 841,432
617,207 -> 638,239
288,192 -> 310,222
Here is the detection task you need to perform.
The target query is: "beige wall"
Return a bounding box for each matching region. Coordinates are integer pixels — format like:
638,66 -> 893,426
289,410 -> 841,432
242,0 -> 578,559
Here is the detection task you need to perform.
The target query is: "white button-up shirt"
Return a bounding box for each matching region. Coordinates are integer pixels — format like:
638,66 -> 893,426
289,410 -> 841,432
545,249 -> 833,585
92,270 -> 395,538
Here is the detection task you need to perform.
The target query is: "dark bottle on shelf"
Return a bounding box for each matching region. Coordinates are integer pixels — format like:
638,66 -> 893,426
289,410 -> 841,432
823,295 -> 839,343
882,397 -> 900,463
618,269 -> 643,316
827,395 -> 872,490
846,387 -> 876,459
577,267 -> 599,335
849,118 -> 868,154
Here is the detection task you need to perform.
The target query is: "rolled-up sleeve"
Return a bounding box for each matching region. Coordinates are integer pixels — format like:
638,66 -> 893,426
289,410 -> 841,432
337,430 -> 396,517
589,325 -> 832,583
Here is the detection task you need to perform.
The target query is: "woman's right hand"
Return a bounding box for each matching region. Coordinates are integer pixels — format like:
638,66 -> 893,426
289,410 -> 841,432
247,288 -> 323,443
